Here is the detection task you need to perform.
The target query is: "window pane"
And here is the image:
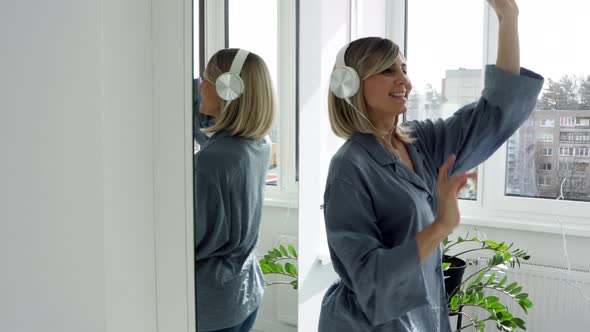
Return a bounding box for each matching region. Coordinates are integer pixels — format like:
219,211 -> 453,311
227,0 -> 279,186
505,0 -> 590,202
406,0 -> 483,200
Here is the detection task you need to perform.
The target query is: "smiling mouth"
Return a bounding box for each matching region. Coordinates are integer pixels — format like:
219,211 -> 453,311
388,92 -> 407,99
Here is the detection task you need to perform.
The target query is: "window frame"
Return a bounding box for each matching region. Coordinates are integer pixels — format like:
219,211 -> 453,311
458,4 -> 590,236
205,0 -> 299,208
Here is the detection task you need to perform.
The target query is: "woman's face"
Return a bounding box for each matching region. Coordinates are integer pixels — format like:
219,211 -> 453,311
362,53 -> 412,119
198,78 -> 222,118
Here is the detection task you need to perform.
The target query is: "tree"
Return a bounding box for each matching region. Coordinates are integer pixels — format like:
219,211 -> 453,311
558,75 -> 581,110
424,84 -> 445,111
537,75 -> 585,111
580,75 -> 590,110
537,78 -> 560,110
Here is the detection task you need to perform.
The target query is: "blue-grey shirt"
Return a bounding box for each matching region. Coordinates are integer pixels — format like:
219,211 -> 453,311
319,65 -> 543,332
195,130 -> 270,331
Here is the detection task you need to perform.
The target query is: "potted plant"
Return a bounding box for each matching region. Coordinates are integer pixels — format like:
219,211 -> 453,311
443,230 -> 533,332
258,244 -> 298,289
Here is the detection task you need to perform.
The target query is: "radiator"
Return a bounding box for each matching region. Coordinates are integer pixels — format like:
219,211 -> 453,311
457,259 -> 590,332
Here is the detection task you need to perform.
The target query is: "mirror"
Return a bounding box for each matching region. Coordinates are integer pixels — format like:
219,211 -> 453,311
193,1 -> 299,331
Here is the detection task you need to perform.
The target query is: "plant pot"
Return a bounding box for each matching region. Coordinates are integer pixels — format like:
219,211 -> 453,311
443,255 -> 467,298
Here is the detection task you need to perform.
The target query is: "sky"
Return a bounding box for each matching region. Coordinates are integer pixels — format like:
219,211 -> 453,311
408,0 -> 590,92
194,0 -> 590,90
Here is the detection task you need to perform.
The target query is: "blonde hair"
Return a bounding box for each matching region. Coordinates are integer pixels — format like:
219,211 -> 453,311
328,37 -> 414,143
202,49 -> 276,140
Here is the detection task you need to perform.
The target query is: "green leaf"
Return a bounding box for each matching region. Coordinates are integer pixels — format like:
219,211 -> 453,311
484,239 -> 499,247
486,272 -> 497,286
477,321 -> 486,332
475,291 -> 485,304
275,263 -> 285,274
484,296 -> 500,305
279,245 -> 288,257
288,244 -> 297,258
491,303 -> 506,312
512,318 -> 526,329
442,262 -> 451,271
290,280 -> 298,290
475,269 -> 487,284
458,236 -> 464,242
285,262 -> 298,277
515,293 -> 529,300
518,303 -> 529,315
450,296 -> 460,311
498,276 -> 508,288
273,248 -> 282,258
504,252 -> 513,262
520,298 -> 533,308
264,254 -> 273,261
510,286 -> 522,295
505,282 -> 518,292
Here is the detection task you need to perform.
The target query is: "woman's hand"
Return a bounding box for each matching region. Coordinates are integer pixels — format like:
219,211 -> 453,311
434,154 -> 477,235
487,0 -> 519,23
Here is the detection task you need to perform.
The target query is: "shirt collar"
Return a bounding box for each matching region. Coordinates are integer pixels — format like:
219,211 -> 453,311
351,132 -> 432,195
201,130 -> 231,150
351,132 -> 398,166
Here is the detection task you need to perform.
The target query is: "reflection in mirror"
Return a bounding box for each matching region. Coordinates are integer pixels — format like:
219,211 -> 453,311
194,48 -> 276,331
193,1 -> 299,331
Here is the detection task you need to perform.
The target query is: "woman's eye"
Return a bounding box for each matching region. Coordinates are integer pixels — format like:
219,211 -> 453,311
381,69 -> 393,75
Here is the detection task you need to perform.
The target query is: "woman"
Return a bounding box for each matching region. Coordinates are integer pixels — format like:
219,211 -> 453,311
319,1 -> 543,331
194,48 -> 276,332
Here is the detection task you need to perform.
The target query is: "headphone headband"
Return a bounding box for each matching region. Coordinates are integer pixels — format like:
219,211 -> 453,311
334,44 -> 348,68
229,49 -> 249,77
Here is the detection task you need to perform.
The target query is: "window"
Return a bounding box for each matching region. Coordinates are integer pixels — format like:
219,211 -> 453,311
540,118 -> 554,127
537,176 -> 552,186
406,0 -> 484,201
575,117 -> 590,127
501,0 -> 590,203
539,163 -> 552,171
540,148 -> 553,156
560,132 -> 574,142
538,133 -> 553,142
226,0 -> 298,200
457,0 -> 590,233
561,117 -> 575,127
560,147 -> 573,156
559,162 -> 574,171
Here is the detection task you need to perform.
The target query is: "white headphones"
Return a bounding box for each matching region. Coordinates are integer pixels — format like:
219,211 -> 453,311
329,44 -> 360,102
215,49 -> 250,102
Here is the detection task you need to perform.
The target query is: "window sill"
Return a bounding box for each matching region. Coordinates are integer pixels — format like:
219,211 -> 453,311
315,214 -> 590,267
460,214 -> 590,238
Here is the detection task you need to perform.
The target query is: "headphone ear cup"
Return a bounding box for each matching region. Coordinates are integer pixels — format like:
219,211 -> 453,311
330,66 -> 360,99
216,72 -> 244,101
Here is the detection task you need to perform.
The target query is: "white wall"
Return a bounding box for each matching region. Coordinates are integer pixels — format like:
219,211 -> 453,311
0,1 -> 157,331
297,0 -> 350,330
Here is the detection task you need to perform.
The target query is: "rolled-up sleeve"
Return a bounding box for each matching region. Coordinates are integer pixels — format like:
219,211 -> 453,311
324,178 -> 428,326
408,65 -> 544,175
